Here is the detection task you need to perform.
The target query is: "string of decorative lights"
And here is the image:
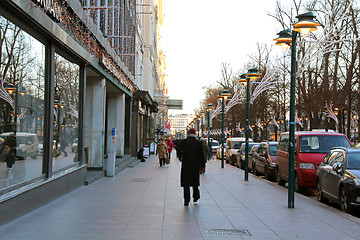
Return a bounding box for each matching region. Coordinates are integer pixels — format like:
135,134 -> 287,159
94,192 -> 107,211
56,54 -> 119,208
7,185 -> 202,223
31,0 -> 138,93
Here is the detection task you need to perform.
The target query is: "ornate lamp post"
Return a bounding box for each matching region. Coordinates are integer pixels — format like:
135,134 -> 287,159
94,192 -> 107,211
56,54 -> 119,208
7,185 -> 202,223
218,90 -> 231,168
274,11 -> 320,208
206,103 -> 213,156
238,68 -> 261,181
4,83 -> 27,132
200,111 -> 205,138
196,115 -> 201,138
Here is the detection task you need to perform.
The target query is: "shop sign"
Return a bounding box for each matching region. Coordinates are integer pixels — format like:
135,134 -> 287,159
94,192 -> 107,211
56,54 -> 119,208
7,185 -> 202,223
32,0 -> 62,22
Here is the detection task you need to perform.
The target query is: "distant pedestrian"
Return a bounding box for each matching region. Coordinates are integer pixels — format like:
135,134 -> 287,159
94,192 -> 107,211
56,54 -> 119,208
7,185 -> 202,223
200,138 -> 210,173
2,135 -> 16,170
58,137 -> 68,157
166,137 -> 174,160
209,139 -> 213,157
156,138 -> 167,167
173,138 -> 181,160
178,128 -> 205,206
137,147 -> 146,162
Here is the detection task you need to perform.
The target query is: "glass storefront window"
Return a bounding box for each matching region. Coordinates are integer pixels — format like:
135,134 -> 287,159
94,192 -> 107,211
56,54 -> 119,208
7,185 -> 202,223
52,54 -> 80,172
0,16 -> 45,191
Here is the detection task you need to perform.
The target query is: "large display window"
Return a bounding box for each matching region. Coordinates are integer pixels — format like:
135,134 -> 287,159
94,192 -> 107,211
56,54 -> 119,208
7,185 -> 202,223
0,16 -> 45,191
52,53 -> 80,172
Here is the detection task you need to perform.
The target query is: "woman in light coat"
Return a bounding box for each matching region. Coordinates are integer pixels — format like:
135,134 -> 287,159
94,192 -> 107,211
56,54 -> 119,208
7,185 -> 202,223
156,138 -> 168,167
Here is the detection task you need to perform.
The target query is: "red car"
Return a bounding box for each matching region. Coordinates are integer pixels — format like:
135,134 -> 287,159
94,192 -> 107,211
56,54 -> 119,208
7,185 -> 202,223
276,131 -> 351,192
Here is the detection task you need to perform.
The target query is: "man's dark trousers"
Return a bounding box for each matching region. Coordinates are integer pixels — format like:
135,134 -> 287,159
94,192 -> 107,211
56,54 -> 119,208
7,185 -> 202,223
183,186 -> 200,204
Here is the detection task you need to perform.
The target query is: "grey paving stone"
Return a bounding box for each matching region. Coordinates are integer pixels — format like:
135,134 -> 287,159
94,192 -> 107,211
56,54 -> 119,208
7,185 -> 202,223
0,152 -> 360,239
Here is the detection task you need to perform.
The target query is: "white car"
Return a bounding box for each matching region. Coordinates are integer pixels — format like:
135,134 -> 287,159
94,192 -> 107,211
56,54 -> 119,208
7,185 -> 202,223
225,137 -> 253,166
0,132 -> 39,159
209,140 -> 220,155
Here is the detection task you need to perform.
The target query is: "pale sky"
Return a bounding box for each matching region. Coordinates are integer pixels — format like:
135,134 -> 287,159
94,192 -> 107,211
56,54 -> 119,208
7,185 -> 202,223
162,0 -> 283,115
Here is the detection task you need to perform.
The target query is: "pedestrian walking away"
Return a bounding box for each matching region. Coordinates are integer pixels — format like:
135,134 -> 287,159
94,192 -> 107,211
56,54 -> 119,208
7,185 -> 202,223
200,138 -> 210,174
173,137 -> 181,159
177,128 -> 205,206
166,137 -> 174,161
156,138 -> 167,167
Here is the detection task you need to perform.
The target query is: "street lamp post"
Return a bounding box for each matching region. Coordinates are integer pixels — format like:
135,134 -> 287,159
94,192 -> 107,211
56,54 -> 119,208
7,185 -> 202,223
238,68 -> 261,181
274,12 -> 320,208
201,111 -> 205,138
218,90 -> 231,168
197,116 -> 201,139
206,104 -> 213,156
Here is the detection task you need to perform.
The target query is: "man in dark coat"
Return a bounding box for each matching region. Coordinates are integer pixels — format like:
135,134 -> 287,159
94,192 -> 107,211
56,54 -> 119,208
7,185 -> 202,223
177,128 -> 205,206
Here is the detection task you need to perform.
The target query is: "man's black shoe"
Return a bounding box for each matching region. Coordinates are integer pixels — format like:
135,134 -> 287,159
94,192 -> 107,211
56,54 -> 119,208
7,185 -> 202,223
193,197 -> 200,203
184,202 -> 189,206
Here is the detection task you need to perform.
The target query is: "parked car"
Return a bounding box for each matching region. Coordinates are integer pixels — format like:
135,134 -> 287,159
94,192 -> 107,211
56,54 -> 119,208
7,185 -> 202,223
226,137 -> 253,166
316,147 -> 360,213
253,141 -> 278,180
72,138 -> 78,152
276,131 -> 351,192
0,132 -> 39,160
208,139 -> 219,155
237,142 -> 259,169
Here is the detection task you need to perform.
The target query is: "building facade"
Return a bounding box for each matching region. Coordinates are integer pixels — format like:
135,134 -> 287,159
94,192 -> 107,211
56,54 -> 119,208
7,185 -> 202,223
169,114 -> 194,136
0,0 -> 166,226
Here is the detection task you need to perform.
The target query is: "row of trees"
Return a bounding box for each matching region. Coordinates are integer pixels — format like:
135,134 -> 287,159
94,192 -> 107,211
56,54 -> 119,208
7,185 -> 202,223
0,15 -> 79,138
196,0 -> 360,142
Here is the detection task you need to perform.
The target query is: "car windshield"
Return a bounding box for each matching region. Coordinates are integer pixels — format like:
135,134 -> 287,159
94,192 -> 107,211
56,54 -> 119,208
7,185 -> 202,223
269,145 -> 278,156
233,142 -> 243,149
211,142 -> 219,146
347,153 -> 360,170
249,143 -> 259,148
299,135 -> 351,153
14,136 -> 25,144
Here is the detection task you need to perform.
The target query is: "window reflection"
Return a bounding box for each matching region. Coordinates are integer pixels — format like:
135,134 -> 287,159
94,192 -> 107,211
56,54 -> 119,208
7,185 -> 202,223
52,54 -> 79,172
0,16 -> 45,190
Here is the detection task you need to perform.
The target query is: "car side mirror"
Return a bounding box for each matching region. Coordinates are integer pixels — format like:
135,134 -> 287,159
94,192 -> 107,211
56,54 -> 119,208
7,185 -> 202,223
333,163 -> 344,175
332,163 -> 339,171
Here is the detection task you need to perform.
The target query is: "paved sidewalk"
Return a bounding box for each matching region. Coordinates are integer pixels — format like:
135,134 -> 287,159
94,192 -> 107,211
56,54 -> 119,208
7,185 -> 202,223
0,153 -> 360,240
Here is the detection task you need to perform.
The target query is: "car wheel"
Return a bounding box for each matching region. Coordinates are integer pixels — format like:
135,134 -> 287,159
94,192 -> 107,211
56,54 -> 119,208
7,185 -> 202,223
294,174 -> 303,193
264,166 -> 270,180
316,180 -> 327,203
253,164 -> 259,176
277,169 -> 286,187
236,159 -> 240,168
340,187 -> 352,213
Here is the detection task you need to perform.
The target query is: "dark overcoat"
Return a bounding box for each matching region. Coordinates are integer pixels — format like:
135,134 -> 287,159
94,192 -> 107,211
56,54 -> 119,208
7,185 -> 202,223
178,136 -> 205,187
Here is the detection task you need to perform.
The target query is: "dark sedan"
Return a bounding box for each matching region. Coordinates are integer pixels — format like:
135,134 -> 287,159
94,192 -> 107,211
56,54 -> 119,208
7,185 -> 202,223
316,147 -> 360,213
253,141 -> 278,180
236,143 -> 259,170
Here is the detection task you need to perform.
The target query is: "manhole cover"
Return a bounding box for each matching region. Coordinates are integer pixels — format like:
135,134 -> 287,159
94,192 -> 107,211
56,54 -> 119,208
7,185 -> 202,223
203,229 -> 251,236
131,178 -> 150,182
